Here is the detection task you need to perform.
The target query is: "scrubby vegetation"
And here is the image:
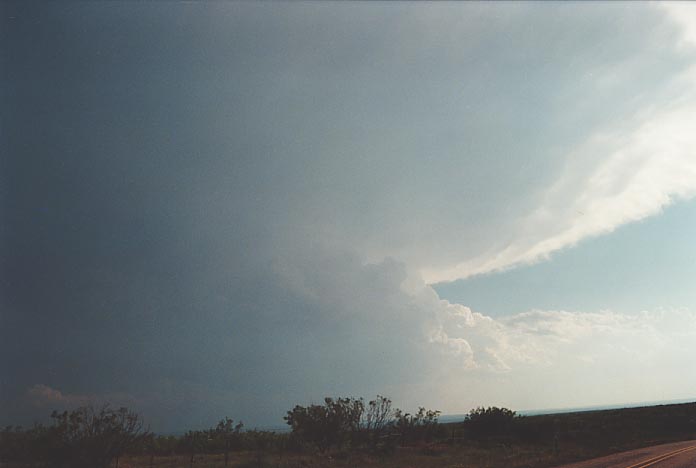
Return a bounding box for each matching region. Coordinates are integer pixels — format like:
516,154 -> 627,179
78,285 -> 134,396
283,395 -> 443,453
0,405 -> 149,467
2,399 -> 696,467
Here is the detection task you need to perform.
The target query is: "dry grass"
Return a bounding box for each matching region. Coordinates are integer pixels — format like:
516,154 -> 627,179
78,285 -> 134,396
119,443 -> 569,468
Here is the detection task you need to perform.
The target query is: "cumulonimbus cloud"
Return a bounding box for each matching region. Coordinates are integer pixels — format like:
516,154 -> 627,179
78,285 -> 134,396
8,1 -> 696,428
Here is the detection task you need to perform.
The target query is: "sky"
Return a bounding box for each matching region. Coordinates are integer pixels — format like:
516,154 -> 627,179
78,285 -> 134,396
3,1 -> 696,432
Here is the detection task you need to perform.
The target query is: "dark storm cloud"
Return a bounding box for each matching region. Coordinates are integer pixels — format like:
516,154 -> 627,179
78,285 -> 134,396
3,1 -> 696,430
1,1 -> 272,425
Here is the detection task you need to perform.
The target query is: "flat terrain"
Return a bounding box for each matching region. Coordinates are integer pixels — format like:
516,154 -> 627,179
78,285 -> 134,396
118,440 -> 696,468
554,440 -> 696,468
4,402 -> 696,467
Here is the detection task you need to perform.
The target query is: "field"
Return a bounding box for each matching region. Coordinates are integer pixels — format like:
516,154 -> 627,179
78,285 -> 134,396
113,402 -> 696,468
120,444 -> 570,468
4,402 -> 696,468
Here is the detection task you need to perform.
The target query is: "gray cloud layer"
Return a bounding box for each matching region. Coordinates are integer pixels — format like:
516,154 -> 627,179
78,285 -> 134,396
3,2 -> 696,430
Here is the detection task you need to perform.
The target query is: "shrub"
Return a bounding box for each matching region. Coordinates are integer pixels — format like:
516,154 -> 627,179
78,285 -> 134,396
393,407 -> 441,445
284,397 -> 364,452
44,405 -> 149,467
466,406 -> 517,440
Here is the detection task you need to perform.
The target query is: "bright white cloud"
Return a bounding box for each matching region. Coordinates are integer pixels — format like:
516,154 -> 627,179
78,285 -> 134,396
425,67 -> 696,282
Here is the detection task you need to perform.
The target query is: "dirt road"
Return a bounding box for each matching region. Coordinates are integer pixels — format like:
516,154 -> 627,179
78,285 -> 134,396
554,440 -> 696,468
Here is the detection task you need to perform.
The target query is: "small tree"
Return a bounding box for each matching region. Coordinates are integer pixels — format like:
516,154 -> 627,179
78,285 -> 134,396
45,405 -> 149,468
394,407 -> 441,445
362,395 -> 395,449
214,417 -> 243,466
284,397 -> 364,452
364,395 -> 394,433
182,430 -> 207,468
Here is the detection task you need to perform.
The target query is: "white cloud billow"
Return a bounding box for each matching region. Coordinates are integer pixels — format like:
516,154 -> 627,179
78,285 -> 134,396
269,247 -> 696,412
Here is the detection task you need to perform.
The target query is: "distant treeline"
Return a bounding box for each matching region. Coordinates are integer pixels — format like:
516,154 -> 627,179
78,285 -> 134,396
2,398 -> 696,468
